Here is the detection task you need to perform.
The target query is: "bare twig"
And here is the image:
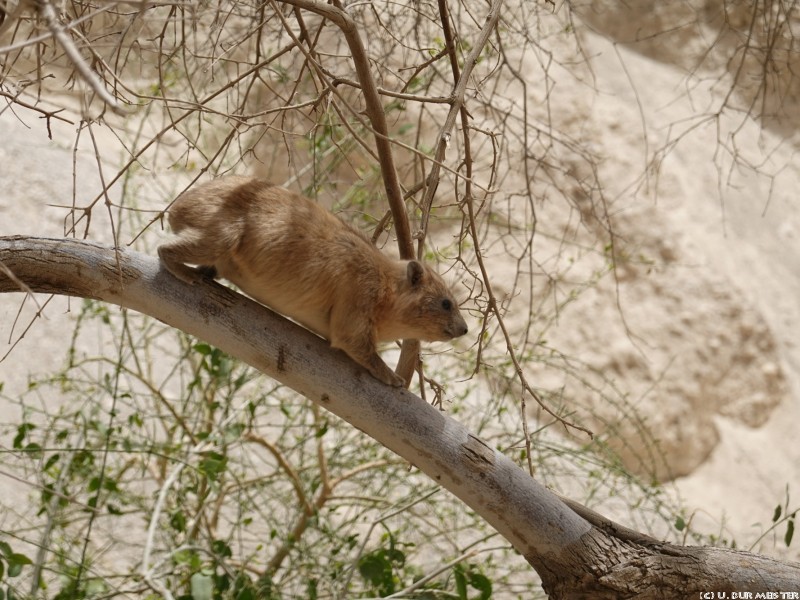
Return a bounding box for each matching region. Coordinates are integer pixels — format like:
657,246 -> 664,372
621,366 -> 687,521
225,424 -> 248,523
34,0 -> 125,113
274,0 -> 410,254
0,88 -> 74,137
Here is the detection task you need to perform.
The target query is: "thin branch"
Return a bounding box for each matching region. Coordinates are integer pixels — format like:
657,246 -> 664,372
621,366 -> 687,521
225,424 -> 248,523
243,431 -> 314,516
273,0 -> 411,257
273,0 -> 423,387
0,88 -> 74,131
416,0 -> 504,247
34,0 -> 125,114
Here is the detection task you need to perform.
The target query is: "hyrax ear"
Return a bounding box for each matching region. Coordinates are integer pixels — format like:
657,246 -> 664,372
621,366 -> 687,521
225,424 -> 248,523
406,260 -> 425,287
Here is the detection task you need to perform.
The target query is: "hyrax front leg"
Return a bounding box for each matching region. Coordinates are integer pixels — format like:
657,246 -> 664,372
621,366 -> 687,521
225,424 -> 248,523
330,308 -> 404,387
158,228 -> 223,284
362,351 -> 406,387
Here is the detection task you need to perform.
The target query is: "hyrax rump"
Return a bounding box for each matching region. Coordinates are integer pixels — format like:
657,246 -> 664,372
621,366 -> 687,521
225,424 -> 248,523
158,176 -> 468,387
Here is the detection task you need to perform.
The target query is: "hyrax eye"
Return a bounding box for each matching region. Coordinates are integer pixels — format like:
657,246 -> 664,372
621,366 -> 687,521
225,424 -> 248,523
441,298 -> 452,311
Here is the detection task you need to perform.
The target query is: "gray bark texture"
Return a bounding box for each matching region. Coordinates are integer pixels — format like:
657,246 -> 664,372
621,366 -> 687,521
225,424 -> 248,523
1,235 -> 799,598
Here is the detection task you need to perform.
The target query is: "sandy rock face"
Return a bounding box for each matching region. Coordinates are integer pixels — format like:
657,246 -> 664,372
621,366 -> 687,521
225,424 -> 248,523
488,2 -> 800,485
508,180 -> 791,481
572,0 -> 800,138
568,212 -> 788,480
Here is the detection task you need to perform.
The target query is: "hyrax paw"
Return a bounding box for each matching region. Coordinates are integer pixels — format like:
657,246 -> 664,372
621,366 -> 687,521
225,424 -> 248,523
352,353 -> 405,387
385,372 -> 406,387
369,366 -> 405,387
162,261 -> 216,285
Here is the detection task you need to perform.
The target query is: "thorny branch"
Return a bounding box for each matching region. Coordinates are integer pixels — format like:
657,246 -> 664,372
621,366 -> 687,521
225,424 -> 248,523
34,0 -> 124,113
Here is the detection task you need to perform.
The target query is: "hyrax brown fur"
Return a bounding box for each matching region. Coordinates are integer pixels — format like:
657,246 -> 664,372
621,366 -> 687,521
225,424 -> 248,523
158,176 -> 468,387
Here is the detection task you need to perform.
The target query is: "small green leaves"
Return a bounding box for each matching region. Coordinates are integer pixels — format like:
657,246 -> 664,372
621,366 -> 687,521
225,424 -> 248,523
773,504 -> 782,522
12,423 -> 35,449
674,515 -> 686,531
454,563 -> 492,600
198,452 -> 228,483
358,546 -> 406,596
190,570 -> 214,600
0,541 -> 33,580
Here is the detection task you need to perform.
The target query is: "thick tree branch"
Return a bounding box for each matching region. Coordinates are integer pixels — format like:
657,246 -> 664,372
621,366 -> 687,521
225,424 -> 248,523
2,236 -> 799,598
0,235 -> 586,556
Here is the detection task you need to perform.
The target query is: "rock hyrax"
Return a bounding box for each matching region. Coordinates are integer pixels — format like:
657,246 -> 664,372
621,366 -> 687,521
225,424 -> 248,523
158,176 -> 468,386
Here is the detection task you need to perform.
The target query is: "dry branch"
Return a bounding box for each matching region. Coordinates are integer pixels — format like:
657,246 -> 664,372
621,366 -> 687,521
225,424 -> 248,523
34,0 -> 124,113
272,0 -> 410,255
273,0 -> 423,385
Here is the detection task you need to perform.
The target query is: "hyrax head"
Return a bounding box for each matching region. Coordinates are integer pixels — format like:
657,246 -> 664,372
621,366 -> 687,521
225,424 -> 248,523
396,260 -> 468,342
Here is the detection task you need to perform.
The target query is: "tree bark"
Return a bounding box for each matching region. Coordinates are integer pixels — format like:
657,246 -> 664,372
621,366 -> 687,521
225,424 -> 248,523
1,235 -> 799,598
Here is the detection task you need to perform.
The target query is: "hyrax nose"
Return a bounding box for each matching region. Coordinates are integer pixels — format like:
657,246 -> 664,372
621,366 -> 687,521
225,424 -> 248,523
454,318 -> 468,337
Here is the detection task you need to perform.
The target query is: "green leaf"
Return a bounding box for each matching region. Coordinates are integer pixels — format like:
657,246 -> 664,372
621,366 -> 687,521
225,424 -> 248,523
199,453 -> 228,482
171,510 -> 187,533
86,579 -> 107,595
9,553 -> 31,566
358,554 -> 387,586
212,539 -> 233,558
468,571 -> 492,599
39,484 -> 54,508
306,578 -> 318,600
674,516 -> 686,531
23,443 -> 42,456
383,545 -> 405,568
773,504 -> 782,522
190,571 -> 214,600
173,549 -> 199,567
7,552 -> 33,578
43,453 -> 61,472
13,423 -> 35,449
193,343 -> 212,356
454,564 -> 467,600
233,373 -> 248,391
785,519 -> 795,547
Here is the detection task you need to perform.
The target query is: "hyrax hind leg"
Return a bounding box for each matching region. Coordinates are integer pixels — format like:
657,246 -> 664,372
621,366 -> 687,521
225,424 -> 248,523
158,228 -> 223,284
329,305 -> 405,387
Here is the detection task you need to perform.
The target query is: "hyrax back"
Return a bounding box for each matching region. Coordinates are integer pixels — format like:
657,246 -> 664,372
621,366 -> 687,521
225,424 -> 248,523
158,176 -> 468,386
